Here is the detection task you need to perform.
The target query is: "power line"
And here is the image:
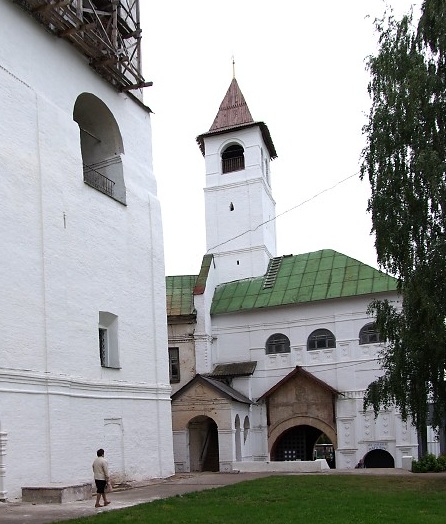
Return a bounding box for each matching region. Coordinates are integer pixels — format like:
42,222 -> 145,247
207,171 -> 360,253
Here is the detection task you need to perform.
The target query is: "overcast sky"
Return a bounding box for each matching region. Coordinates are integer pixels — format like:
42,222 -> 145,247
140,1 -> 419,276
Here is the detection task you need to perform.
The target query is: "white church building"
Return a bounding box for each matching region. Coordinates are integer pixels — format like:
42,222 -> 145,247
0,1 -> 174,501
166,77 -> 420,473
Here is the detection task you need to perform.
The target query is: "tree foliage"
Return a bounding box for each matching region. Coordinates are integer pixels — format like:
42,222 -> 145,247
361,0 -> 446,430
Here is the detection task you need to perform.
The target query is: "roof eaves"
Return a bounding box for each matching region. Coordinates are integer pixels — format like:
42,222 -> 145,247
201,376 -> 252,404
171,374 -> 252,404
167,313 -> 196,325
257,366 -> 339,402
210,361 -> 257,377
196,121 -> 277,160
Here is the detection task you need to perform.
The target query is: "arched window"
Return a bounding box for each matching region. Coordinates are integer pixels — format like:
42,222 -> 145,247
307,329 -> 336,350
359,323 -> 382,344
266,333 -> 290,354
243,416 -> 250,443
235,415 -> 241,461
222,144 -> 244,173
73,93 -> 126,204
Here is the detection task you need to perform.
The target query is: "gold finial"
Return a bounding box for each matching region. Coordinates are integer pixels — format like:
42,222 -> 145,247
232,55 -> 236,79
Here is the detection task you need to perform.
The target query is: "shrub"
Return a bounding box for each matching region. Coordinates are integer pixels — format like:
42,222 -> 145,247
412,453 -> 446,473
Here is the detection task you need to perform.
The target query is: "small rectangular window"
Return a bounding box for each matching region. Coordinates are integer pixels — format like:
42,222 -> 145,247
99,327 -> 108,367
169,347 -> 180,383
98,311 -> 120,368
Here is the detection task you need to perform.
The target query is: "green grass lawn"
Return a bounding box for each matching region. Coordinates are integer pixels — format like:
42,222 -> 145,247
63,475 -> 446,524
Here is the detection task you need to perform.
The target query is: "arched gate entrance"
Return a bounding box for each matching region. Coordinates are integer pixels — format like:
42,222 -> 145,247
363,449 -> 394,468
271,425 -> 335,467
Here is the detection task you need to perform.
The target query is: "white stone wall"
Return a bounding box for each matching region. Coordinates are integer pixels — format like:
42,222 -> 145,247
194,262 -> 218,375
209,292 -> 418,468
203,127 -> 277,285
0,2 -> 174,499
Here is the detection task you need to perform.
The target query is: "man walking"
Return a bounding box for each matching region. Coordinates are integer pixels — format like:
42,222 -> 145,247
92,448 -> 111,508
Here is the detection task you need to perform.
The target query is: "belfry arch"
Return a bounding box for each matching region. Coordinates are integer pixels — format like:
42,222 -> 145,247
73,93 -> 126,204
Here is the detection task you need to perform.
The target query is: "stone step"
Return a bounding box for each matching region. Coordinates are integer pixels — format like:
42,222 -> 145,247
22,482 -> 92,504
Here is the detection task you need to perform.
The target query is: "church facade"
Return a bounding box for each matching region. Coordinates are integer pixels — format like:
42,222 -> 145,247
166,77 -> 419,473
0,1 -> 174,500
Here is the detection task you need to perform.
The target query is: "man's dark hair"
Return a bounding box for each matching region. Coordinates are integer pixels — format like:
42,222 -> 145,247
97,448 -> 104,457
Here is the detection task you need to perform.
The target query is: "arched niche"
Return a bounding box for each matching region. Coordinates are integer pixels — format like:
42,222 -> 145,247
73,93 -> 126,204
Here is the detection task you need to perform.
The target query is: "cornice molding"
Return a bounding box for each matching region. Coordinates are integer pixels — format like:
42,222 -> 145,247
0,368 -> 171,399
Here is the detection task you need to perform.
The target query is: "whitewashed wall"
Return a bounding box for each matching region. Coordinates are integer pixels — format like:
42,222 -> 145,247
203,127 -> 277,285
0,2 -> 174,500
210,291 -> 418,468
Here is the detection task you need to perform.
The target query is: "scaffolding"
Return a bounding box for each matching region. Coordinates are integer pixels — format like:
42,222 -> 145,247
12,0 -> 151,93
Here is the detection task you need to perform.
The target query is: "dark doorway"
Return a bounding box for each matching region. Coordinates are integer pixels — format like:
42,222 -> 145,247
188,416 -> 219,472
272,425 -> 323,462
364,449 -> 395,468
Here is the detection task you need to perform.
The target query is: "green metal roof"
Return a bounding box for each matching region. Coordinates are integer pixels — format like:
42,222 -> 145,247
166,275 -> 197,318
166,255 -> 214,320
210,249 -> 397,315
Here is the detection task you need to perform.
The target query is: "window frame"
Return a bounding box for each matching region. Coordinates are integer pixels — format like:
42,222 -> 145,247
98,327 -> 108,367
98,311 -> 120,368
266,333 -> 291,355
359,323 -> 382,345
168,347 -> 180,383
307,329 -> 336,351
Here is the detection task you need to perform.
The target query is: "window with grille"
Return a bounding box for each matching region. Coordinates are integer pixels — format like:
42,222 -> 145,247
307,329 -> 336,350
359,323 -> 382,344
74,93 -> 127,205
169,347 -> 180,383
266,333 -> 290,354
99,327 -> 108,367
222,144 -> 245,173
98,311 -> 120,368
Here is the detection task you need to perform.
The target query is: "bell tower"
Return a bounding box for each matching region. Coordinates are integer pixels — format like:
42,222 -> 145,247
196,77 -> 278,285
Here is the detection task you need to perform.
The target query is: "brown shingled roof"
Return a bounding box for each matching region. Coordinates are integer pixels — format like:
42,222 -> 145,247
196,79 -> 277,160
257,366 -> 339,401
210,361 -> 257,377
209,78 -> 254,131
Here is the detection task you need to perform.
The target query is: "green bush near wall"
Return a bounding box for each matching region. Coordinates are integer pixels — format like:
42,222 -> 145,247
412,453 -> 446,472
